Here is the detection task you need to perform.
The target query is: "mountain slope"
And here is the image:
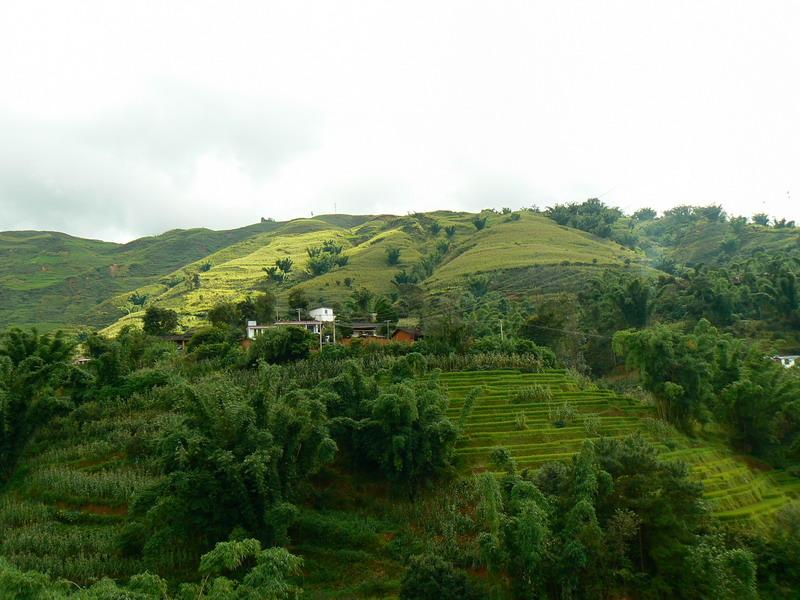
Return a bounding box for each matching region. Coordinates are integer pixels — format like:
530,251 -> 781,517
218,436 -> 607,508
0,223 -> 278,330
99,211 -> 647,334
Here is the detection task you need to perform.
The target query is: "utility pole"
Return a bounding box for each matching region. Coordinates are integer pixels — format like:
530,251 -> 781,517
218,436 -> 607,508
333,318 -> 336,344
296,308 -> 302,322
385,320 -> 391,339
500,319 -> 504,341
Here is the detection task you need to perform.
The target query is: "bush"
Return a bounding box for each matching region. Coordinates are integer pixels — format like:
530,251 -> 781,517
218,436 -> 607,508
247,327 -> 313,366
400,554 -> 480,600
142,307 -> 178,336
550,401 -> 578,428
511,384 -> 553,404
386,247 -> 401,266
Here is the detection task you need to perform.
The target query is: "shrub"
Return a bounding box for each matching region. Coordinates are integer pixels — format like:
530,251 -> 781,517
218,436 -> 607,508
511,384 -> 552,404
142,307 -> 178,336
247,327 -> 313,366
583,413 -> 601,436
386,247 -> 401,266
550,401 -> 578,428
400,554 -> 480,600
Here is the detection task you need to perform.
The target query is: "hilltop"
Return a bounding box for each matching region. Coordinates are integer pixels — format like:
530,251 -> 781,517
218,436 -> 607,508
0,210 -> 641,333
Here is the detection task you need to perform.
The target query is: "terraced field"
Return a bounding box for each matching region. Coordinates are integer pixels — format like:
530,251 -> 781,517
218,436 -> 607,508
441,369 -> 800,523
0,400 -> 175,583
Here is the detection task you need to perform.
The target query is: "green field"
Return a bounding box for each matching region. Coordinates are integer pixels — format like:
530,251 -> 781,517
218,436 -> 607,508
441,369 -> 800,523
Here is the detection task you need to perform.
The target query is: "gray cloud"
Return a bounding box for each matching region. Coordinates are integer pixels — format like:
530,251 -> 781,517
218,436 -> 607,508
0,84 -> 321,240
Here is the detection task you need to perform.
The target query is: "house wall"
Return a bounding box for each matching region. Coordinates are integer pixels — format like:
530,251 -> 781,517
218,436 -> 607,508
392,330 -> 417,343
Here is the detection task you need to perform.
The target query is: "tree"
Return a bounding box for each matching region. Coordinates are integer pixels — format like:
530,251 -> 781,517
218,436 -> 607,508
208,302 -> 242,328
247,326 -> 313,366
472,215 -> 488,230
142,307 -> 178,336
359,376 -> 458,495
0,328 -> 79,479
386,247 -> 401,266
633,207 -> 657,221
400,554 -> 479,600
254,292 -> 277,324
752,213 -> 770,226
275,257 -> 293,273
612,320 -> 732,428
444,225 -> 457,238
126,374 -> 336,570
287,288 -> 309,313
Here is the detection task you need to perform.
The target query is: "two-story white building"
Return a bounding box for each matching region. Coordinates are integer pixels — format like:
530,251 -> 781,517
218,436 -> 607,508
309,307 -> 335,322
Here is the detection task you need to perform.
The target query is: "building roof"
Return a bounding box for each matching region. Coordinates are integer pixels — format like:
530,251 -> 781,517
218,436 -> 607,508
391,327 -> 423,338
274,320 -> 324,326
350,321 -> 380,328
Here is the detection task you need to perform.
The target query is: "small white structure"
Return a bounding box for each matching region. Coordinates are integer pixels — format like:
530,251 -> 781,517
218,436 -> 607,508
309,307 -> 335,322
274,320 -> 324,335
246,320 -> 272,340
774,355 -> 799,369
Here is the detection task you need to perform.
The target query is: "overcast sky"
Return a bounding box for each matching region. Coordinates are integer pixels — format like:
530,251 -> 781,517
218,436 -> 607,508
1,1 -> 799,242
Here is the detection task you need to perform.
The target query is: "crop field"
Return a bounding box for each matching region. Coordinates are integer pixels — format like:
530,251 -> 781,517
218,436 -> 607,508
441,369 -> 800,523
0,400 -> 176,583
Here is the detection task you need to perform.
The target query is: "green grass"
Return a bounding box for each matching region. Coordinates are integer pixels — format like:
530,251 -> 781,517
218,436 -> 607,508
440,369 -> 800,523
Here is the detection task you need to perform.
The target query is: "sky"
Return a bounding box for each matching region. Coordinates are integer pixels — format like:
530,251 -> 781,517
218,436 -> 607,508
1,0 -> 799,242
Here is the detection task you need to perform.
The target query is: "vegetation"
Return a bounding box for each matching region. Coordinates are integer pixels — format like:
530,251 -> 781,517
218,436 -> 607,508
2,202 -> 800,597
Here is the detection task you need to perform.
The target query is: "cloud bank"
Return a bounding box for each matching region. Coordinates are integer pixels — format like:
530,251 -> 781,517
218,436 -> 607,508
1,0 -> 798,241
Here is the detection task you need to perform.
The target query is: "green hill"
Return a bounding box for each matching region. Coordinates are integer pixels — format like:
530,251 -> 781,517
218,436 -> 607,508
0,223 -> 277,331
3,208 -> 797,336
100,211 -> 644,335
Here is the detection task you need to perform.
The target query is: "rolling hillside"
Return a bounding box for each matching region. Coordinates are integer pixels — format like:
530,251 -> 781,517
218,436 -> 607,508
101,211 -> 643,335
0,223 -> 278,331
0,210 -> 645,334
4,208 -> 795,336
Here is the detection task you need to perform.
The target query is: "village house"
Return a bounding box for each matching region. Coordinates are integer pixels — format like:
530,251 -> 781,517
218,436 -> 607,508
773,355 -> 799,369
308,307 -> 335,322
390,327 -> 424,343
350,321 -> 381,337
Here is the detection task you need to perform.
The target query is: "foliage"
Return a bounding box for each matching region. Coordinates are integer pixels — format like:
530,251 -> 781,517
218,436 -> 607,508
126,374 -> 336,570
142,307 -> 178,336
471,215 -> 487,231
545,198 -> 622,239
359,377 -> 458,495
247,327 -> 313,366
386,247 -> 401,266
305,240 -> 347,276
399,554 -> 480,600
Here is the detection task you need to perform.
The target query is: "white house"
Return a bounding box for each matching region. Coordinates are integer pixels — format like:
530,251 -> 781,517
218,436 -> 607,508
274,320 -> 324,335
309,307 -> 335,322
773,355 -> 799,369
246,320 -> 272,340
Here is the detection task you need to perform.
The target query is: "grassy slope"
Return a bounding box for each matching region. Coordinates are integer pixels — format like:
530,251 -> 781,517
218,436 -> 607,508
442,369 -> 800,524
0,223 -> 277,331
102,212 -> 646,334
640,220 -> 799,267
